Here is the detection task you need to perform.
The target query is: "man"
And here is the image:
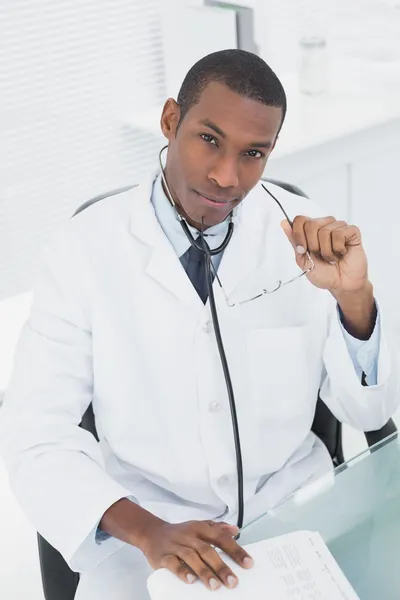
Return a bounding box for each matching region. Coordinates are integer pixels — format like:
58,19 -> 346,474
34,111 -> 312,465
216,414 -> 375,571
1,49 -> 399,599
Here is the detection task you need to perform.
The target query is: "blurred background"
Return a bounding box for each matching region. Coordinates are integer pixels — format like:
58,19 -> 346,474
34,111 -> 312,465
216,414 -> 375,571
1,0 -> 400,597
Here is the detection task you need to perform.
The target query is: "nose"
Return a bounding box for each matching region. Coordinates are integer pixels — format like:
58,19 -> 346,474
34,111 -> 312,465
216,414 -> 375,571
208,154 -> 239,189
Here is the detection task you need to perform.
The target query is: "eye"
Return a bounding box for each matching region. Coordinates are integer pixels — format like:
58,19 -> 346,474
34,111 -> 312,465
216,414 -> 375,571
245,149 -> 264,159
200,133 -> 218,146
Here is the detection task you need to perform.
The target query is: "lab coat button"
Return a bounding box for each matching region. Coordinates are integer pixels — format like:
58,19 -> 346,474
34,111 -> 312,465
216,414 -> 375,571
218,475 -> 229,487
202,321 -> 213,333
209,400 -> 221,413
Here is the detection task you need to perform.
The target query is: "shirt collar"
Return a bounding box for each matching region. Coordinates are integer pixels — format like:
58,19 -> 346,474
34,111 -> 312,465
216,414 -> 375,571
150,173 -> 231,258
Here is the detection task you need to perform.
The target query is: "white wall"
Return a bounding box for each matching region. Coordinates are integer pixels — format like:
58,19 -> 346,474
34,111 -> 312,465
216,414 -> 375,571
0,0 -> 167,301
3,0 -> 400,302
251,0 -> 400,78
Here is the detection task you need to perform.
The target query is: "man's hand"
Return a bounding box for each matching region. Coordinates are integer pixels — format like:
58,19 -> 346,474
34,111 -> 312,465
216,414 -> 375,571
137,519 -> 253,591
100,499 -> 253,592
281,216 -> 368,295
281,216 -> 376,339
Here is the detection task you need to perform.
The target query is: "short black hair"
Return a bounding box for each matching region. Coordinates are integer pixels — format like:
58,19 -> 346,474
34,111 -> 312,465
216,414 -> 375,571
177,49 -> 287,129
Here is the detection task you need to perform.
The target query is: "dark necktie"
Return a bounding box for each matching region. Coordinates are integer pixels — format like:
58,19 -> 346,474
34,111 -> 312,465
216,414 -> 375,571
183,243 -> 209,304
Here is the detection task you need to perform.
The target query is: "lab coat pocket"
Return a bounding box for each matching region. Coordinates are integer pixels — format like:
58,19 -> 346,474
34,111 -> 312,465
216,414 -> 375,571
245,324 -> 314,420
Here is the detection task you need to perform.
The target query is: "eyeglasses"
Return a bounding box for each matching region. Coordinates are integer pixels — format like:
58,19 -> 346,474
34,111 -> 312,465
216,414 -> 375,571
208,183 -> 315,308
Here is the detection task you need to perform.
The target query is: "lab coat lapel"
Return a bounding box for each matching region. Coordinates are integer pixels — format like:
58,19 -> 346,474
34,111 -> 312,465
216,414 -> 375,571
129,176 -> 204,308
215,200 -> 271,302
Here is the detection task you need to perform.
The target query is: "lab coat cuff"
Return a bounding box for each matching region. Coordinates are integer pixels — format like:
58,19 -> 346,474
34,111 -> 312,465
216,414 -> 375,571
322,296 -> 399,430
337,303 -> 381,385
67,489 -> 138,573
95,528 -> 112,543
95,494 -> 137,544
323,292 -> 399,397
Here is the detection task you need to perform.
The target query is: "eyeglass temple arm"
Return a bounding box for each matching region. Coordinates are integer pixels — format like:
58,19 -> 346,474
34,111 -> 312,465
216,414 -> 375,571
261,183 -> 294,229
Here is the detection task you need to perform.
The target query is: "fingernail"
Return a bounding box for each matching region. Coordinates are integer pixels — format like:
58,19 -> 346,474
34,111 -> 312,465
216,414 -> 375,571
186,574 -> 196,584
243,557 -> 254,568
296,245 -> 306,255
227,575 -> 237,588
329,260 -> 336,265
209,578 -> 220,590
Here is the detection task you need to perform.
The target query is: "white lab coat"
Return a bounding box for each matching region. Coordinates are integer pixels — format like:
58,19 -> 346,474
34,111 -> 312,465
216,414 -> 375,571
1,175 -> 399,591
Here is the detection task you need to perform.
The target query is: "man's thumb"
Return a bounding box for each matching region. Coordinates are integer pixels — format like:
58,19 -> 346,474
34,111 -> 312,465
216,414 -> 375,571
281,220 -> 310,271
281,219 -> 295,247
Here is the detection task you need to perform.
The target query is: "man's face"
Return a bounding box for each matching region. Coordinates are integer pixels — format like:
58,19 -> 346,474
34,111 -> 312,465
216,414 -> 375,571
160,81 -> 283,229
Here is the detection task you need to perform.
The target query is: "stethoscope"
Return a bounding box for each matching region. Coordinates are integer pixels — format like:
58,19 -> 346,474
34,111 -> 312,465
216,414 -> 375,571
159,145 -> 245,530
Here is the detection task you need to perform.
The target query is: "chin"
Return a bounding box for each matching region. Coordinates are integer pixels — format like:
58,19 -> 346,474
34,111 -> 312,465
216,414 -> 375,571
182,196 -> 231,228
198,213 -> 228,229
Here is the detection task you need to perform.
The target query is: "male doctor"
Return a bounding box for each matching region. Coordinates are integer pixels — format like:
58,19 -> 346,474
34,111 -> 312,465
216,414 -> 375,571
1,49 -> 399,599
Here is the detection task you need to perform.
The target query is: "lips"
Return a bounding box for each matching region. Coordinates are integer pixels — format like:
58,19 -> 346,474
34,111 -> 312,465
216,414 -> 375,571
194,190 -> 234,205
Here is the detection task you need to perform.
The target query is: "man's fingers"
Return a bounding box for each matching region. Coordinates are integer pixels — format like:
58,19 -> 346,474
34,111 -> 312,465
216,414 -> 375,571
304,217 -> 336,255
206,520 -> 239,537
178,547 -> 222,590
331,226 -> 349,257
291,215 -> 312,254
148,521 -> 251,591
161,554 -> 197,585
215,533 -> 254,569
196,541 -> 239,589
202,524 -> 253,570
317,222 -> 348,262
292,216 -> 336,255
291,216 -> 361,263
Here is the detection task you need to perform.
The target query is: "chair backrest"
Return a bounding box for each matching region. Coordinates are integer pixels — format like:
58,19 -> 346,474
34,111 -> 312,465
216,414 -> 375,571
37,534 -> 79,600
72,184 -> 135,218
37,179 -> 397,600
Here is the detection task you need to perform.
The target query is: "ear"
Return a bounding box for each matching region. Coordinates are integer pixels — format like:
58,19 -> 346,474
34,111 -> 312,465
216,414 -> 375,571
160,98 -> 181,141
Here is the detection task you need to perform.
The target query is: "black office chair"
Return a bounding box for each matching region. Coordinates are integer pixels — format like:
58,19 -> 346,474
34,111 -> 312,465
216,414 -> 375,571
36,180 -> 397,600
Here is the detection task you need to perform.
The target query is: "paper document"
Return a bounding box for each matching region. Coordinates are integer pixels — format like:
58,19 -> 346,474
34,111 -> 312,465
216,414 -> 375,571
147,530 -> 360,600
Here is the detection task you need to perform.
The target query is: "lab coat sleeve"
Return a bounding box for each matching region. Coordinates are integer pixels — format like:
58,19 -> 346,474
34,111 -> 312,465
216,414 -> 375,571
320,294 -> 400,431
338,305 -> 380,385
0,225 -> 133,573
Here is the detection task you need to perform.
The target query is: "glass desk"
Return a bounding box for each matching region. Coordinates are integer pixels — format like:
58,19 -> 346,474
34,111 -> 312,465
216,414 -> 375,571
240,433 -> 400,599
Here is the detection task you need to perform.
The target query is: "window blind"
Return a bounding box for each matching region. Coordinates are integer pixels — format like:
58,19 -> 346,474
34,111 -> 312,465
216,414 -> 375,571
0,0 -> 167,300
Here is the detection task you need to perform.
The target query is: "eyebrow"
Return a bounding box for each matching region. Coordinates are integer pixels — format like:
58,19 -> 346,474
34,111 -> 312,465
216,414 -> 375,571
199,118 -> 273,149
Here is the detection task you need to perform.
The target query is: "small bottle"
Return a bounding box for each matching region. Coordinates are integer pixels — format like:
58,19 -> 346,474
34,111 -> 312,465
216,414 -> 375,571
298,36 -> 329,95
